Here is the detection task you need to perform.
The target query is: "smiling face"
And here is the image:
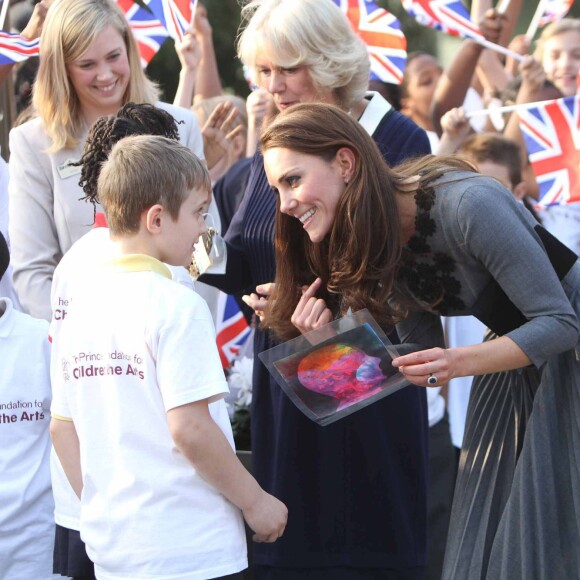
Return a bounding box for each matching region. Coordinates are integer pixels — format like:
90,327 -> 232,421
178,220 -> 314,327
264,147 -> 350,243
542,30 -> 580,97
158,187 -> 210,267
66,24 -> 130,123
254,51 -> 335,113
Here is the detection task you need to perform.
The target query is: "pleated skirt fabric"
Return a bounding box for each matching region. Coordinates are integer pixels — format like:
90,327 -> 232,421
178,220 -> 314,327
443,264 -> 580,579
442,334 -> 540,580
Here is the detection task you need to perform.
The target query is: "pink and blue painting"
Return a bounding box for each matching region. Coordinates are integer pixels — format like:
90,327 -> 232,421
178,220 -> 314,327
267,322 -> 405,425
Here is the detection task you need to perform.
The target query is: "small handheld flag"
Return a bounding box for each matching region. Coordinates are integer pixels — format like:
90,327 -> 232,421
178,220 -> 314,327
0,31 -> 39,65
117,0 -> 169,67
216,293 -> 252,369
142,0 -> 195,43
333,0 -> 407,85
518,95 -> 580,206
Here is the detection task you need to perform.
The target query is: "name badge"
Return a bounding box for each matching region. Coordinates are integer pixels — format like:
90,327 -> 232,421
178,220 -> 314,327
57,159 -> 82,180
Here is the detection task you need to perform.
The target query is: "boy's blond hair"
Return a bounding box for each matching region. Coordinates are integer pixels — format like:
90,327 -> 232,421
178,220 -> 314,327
98,135 -> 210,236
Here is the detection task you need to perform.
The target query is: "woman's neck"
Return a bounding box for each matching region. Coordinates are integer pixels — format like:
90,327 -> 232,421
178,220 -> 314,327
349,98 -> 369,121
396,184 -> 419,244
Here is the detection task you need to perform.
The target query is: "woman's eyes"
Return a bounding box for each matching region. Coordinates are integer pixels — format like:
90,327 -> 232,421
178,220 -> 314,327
258,67 -> 298,76
76,53 -> 120,69
286,176 -> 300,187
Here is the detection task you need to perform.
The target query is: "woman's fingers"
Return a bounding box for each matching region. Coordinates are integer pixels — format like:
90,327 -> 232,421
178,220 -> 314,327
392,347 -> 450,386
256,282 -> 276,297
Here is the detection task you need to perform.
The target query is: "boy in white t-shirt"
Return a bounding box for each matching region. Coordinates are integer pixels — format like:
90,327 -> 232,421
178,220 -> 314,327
0,232 -> 59,579
49,136 -> 287,580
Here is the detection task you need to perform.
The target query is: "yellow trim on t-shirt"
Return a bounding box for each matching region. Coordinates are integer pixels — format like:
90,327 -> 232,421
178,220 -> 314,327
51,414 -> 73,422
103,254 -> 172,279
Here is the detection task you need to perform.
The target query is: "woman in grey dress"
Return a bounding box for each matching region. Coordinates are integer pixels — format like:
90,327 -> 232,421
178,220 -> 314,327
257,102 -> 580,580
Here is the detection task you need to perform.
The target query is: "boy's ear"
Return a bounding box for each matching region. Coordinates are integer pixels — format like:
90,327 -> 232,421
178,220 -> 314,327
512,181 -> 527,201
145,204 -> 165,234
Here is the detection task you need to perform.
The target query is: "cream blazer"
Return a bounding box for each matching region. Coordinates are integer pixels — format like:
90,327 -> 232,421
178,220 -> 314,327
8,102 -> 203,320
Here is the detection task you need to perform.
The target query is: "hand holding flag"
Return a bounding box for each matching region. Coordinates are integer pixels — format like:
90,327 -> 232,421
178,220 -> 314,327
402,0 -> 524,61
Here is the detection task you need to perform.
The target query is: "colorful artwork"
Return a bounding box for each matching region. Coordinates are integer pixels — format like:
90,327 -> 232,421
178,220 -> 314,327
296,344 -> 385,410
262,313 -> 409,425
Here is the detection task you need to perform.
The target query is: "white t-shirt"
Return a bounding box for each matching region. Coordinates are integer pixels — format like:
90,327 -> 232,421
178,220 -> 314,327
49,227 -> 194,530
50,254 -> 246,580
0,298 -> 59,579
442,315 -> 486,448
0,157 -> 22,310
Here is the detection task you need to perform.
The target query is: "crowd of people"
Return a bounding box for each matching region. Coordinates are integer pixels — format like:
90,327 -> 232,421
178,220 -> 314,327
1,0 -> 579,579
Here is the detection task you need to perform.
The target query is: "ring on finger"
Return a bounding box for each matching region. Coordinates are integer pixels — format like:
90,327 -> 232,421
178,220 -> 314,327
427,374 -> 438,386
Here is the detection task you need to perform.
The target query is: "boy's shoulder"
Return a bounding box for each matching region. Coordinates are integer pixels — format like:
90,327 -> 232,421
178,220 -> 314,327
0,298 -> 49,341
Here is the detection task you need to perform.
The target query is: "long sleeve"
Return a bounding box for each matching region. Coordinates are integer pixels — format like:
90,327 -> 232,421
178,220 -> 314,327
456,181 -> 579,367
8,123 -> 60,321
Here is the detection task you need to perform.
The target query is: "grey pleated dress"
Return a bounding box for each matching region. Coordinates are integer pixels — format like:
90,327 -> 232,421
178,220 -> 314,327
403,172 -> 580,580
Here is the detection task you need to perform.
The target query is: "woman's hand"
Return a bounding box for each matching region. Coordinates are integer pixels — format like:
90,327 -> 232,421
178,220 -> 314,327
391,347 -> 455,387
242,282 -> 276,321
478,8 -> 505,46
291,278 -> 333,335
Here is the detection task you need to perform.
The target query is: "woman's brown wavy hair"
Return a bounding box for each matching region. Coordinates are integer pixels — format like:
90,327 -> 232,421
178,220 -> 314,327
260,102 -> 474,340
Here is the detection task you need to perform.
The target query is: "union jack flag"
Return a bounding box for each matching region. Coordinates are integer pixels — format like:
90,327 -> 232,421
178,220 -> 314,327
216,292 -> 252,369
116,0 -> 169,67
402,0 -> 483,41
333,0 -> 407,84
0,32 -> 39,65
538,0 -> 574,27
142,0 -> 194,43
519,95 -> 580,206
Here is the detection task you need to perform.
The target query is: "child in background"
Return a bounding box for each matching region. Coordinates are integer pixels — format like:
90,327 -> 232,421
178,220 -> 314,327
0,231 -> 57,579
50,136 -> 287,580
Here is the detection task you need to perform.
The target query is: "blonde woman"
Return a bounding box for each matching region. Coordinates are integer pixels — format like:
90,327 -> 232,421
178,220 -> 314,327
8,0 -> 203,321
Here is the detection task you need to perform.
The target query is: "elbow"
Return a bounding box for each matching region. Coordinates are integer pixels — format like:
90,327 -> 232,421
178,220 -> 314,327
168,414 -> 206,461
562,314 -> 580,352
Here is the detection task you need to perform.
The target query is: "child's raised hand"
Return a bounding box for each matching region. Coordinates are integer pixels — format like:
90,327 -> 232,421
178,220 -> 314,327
291,278 -> 333,335
175,29 -> 201,72
518,56 -> 547,97
243,490 -> 288,543
507,34 -> 531,58
478,8 -> 505,46
440,107 -> 469,140
201,101 -> 242,172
